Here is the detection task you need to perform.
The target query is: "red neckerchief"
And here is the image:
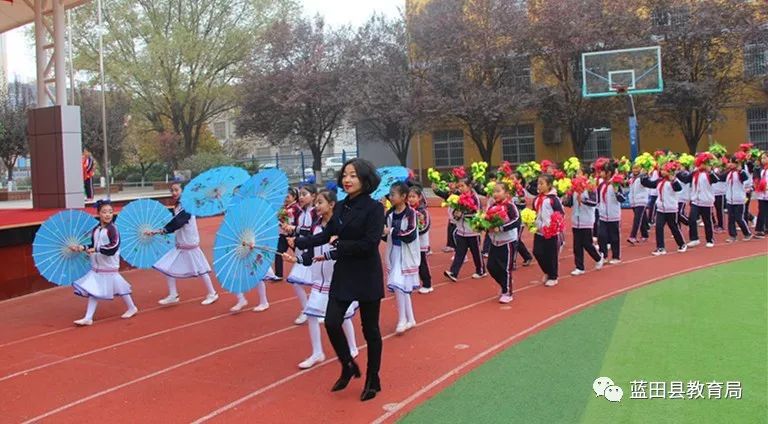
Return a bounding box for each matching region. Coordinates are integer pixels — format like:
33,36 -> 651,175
600,181 -> 609,203
534,194 -> 547,212
693,170 -> 701,191
727,170 -> 736,184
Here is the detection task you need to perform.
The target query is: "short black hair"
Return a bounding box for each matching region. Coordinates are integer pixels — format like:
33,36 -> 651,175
390,181 -> 410,197
287,187 -> 299,200
299,184 -> 318,195
538,173 -> 554,187
602,160 -> 617,175
495,181 -> 511,193
337,158 -> 381,196
317,188 -> 337,204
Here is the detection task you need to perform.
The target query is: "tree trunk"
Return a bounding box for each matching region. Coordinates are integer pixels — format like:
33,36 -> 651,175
3,160 -> 13,182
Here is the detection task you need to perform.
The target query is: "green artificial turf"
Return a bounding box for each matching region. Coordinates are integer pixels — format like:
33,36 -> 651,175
400,256 -> 768,424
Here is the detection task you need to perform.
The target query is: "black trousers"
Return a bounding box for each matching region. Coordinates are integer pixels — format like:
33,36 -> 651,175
592,209 -> 599,237
450,235 -> 485,276
274,235 -> 289,278
744,192 -> 754,222
655,212 -> 685,249
677,202 -> 689,227
727,204 -> 751,238
488,242 -> 515,294
598,220 -> 620,260
646,195 -> 658,224
419,251 -> 432,288
326,297 -> 382,379
84,178 -> 94,199
756,200 -> 768,234
630,206 -> 649,239
481,233 -> 491,254
714,195 -> 725,229
446,223 -> 457,248
688,205 -> 713,243
533,234 -> 559,280
573,228 -> 601,271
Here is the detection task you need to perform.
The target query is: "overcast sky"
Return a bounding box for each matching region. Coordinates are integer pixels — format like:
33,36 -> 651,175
4,0 -> 403,82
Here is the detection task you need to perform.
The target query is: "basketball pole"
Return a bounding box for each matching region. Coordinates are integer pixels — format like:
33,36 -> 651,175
625,93 -> 639,161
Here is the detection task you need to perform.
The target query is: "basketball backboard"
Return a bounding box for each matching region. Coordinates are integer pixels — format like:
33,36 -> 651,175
581,46 -> 663,98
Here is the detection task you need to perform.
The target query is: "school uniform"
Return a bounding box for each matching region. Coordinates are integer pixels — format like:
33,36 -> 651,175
645,169 -> 660,225
712,168 -> 726,230
286,205 -> 318,286
564,190 -> 603,271
678,170 -> 718,244
73,223 -> 132,300
532,190 -> 565,281
596,180 -> 626,260
512,194 -> 533,267
448,191 -> 486,277
415,205 -> 433,288
641,176 -> 686,250
434,188 -> 457,249
628,174 -> 649,239
677,176 -> 690,227
722,168 -> 752,238
753,166 -> 768,235
384,207 -> 421,293
743,162 -> 755,224
275,201 -> 302,279
486,201 -> 520,295
153,204 -> 212,278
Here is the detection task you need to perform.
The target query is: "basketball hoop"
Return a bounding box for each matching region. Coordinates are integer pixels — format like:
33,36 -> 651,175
612,84 -> 628,94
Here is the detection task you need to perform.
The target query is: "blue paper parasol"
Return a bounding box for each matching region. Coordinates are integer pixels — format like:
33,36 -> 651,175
230,168 -> 288,211
181,166 -> 249,217
370,166 -> 410,200
32,210 -> 95,286
117,199 -> 176,269
213,197 -> 280,294
337,187 -> 347,201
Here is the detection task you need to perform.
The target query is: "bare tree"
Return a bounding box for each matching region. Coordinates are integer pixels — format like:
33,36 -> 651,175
236,15 -> 355,182
409,0 -> 534,165
0,80 -> 33,183
78,87 -> 131,174
646,0 -> 767,153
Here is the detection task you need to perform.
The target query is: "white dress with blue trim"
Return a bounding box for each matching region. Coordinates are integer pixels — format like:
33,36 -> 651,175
73,224 -> 132,300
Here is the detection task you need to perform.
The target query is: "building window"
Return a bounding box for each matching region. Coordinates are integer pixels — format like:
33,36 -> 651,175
433,130 -> 464,167
745,41 -> 768,77
213,122 -> 227,140
582,127 -> 612,161
748,107 -> 768,150
501,124 -> 536,163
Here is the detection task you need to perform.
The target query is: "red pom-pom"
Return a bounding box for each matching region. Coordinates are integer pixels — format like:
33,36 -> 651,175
663,161 -> 679,173
734,151 -> 748,162
611,173 -> 625,185
487,204 -> 509,222
457,192 -> 477,213
553,170 -> 566,180
740,143 -> 754,152
452,167 -> 467,179
653,150 -> 666,158
542,211 -> 565,239
541,160 -> 555,171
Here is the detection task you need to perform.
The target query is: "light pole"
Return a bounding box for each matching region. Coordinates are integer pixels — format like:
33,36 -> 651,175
97,0 -> 110,198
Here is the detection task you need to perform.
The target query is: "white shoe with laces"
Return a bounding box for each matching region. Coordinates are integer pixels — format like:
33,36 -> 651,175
418,287 -> 434,294
406,321 -> 417,331
253,303 -> 270,312
677,245 -> 688,253
687,240 -> 700,247
298,354 -> 326,369
608,259 -> 621,265
74,318 -> 93,326
544,279 -> 559,287
230,298 -> 248,312
158,295 -> 180,305
121,307 -> 138,319
595,253 -> 605,270
294,313 -> 308,325
201,293 -> 219,305
705,242 -> 714,248
395,322 -> 407,334
652,248 -> 667,256
570,269 -> 585,276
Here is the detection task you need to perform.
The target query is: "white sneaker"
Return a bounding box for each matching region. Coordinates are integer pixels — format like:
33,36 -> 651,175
687,240 -> 701,247
652,248 -> 667,256
705,242 -> 714,248
201,293 -> 219,305
253,303 -> 270,312
499,294 -> 514,303
121,307 -> 138,319
608,259 -> 621,265
418,287 -> 434,294
570,269 -> 586,276
677,245 -> 688,253
158,295 -> 180,305
471,273 -> 487,279
395,322 -> 407,334
298,354 -> 326,369
698,221 -> 704,227
544,279 -> 559,287
230,298 -> 248,312
595,254 -> 605,270
294,313 -> 308,325
406,321 -> 417,331
74,318 -> 93,326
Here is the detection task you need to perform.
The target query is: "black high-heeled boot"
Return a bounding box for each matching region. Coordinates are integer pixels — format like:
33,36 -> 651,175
331,360 -> 361,392
360,374 -> 381,401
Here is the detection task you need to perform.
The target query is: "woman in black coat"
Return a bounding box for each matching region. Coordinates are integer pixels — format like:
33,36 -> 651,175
292,158 -> 385,401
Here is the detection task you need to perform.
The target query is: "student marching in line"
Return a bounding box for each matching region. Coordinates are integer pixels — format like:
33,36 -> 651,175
229,268 -> 274,312
286,189 -> 359,369
485,182 -> 520,303
677,154 -> 719,248
641,163 -> 688,255
511,171 -> 534,268
627,164 -> 650,244
677,164 -> 691,228
753,152 -> 768,238
721,156 -> 753,242
444,177 -> 486,282
408,185 -> 433,294
432,182 -> 458,253
384,182 -> 421,334
71,200 -> 138,326
532,174 -> 565,287
274,188 -> 302,281
152,181 -> 219,306
563,174 -> 604,276
712,162 -> 727,233
596,161 -> 625,264
281,185 -> 319,325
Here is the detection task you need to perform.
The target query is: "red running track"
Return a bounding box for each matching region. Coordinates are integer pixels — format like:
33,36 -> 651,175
0,210 -> 765,423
